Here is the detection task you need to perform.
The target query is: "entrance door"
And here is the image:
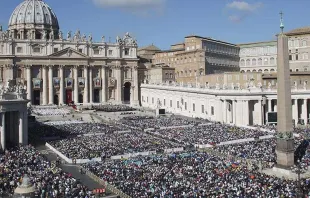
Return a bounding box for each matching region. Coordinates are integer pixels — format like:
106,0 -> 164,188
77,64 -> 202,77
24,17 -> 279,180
94,90 -> 100,103
54,95 -> 59,105
66,90 -> 72,104
123,82 -> 131,103
33,90 -> 41,105
78,94 -> 83,104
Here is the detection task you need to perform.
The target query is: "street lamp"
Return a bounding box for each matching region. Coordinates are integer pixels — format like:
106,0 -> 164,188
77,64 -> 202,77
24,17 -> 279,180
294,159 -> 303,197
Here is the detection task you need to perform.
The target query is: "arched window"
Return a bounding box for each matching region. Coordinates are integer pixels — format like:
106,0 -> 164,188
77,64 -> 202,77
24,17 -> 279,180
246,70 -> 251,72
270,57 -> 275,65
246,59 -> 251,66
258,58 -> 262,65
264,69 -> 269,73
296,69 -> 299,72
270,69 -> 275,72
252,59 -> 256,65
240,59 -> 245,66
240,70 -> 245,73
253,69 -> 257,72
258,69 -> 262,72
264,58 -> 269,65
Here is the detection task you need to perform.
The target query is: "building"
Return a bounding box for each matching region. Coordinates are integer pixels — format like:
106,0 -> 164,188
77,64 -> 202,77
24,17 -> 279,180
151,36 -> 240,79
145,64 -> 175,84
137,44 -> 161,62
239,26 -> 310,73
0,0 -> 139,106
141,82 -> 309,126
0,81 -> 29,150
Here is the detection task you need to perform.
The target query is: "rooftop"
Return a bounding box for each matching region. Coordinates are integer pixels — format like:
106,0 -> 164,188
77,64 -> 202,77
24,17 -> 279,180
138,44 -> 161,51
285,26 -> 310,36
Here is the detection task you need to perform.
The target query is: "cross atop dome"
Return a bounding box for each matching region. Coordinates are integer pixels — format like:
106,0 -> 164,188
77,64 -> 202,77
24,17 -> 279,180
280,11 -> 284,34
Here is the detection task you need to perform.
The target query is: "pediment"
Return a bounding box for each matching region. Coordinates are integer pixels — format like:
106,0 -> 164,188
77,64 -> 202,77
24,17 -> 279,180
48,47 -> 88,58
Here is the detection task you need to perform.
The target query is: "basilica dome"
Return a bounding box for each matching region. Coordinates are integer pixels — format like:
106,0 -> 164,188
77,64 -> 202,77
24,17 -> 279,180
8,0 -> 59,39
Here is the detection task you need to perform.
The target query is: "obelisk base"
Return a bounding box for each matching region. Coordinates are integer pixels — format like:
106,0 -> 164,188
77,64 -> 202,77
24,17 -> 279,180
276,138 -> 294,168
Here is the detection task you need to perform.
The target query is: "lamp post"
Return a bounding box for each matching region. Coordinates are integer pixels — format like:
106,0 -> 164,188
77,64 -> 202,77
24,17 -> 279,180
296,160 -> 303,197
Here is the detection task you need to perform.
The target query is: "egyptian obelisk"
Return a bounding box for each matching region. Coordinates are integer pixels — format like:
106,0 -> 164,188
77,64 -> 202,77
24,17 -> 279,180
275,11 -> 294,168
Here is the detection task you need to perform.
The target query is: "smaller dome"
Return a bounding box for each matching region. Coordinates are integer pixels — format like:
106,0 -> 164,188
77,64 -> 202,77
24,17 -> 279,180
8,0 -> 59,30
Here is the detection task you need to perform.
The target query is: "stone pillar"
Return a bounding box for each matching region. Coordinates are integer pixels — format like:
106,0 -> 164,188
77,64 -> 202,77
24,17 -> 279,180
26,66 -> 32,104
302,99 -> 308,124
292,99 -> 298,125
42,65 -> 48,105
59,65 -> 64,105
89,67 -> 93,103
19,111 -> 24,145
74,66 -> 79,103
258,100 -> 263,125
132,66 -> 139,106
115,66 -> 122,104
243,100 -> 249,126
130,87 -> 134,103
276,32 -> 294,168
23,111 -> 28,145
268,99 -> 272,112
84,66 -> 89,104
48,66 -> 54,105
1,113 -> 5,150
101,66 -> 107,103
232,100 -> 236,125
223,100 -> 227,124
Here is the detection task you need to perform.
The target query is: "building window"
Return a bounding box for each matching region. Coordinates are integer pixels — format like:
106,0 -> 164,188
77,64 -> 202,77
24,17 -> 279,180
94,49 -> 100,55
296,54 -> 299,60
147,97 -> 148,102
17,68 -> 22,78
304,53 -> 309,60
108,69 -> 112,77
303,40 -> 307,47
152,98 -> 154,104
177,101 -> 179,108
264,58 -> 268,65
54,48 -> 58,53
289,55 -> 292,60
185,102 -> 187,110
258,58 -> 262,65
240,59 -> 245,66
211,106 -> 214,115
124,48 -> 130,56
193,104 -> 195,112
296,69 -> 299,72
109,50 -> 113,56
79,49 -> 83,53
201,105 -> 204,113
252,59 -> 256,65
246,59 -> 250,66
164,99 -> 166,106
17,47 -> 23,53
294,40 -> 299,47
170,100 -> 172,107
33,47 -> 41,53
270,57 -> 275,65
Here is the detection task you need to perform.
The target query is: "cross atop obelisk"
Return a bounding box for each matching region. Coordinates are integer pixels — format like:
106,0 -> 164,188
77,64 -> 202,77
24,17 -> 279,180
275,10 -> 295,168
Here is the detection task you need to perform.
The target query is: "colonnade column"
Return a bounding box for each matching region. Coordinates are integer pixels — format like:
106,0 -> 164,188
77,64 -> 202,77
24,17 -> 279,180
223,100 -> 227,124
48,66 -> 54,105
26,65 -> 32,104
1,113 -> 5,150
292,99 -> 298,125
89,67 -> 93,103
101,66 -> 107,103
268,99 -> 272,112
42,65 -> 48,105
232,100 -> 236,125
74,66 -> 79,103
19,111 -> 24,144
115,66 -> 122,103
242,100 -> 249,126
133,66 -> 139,106
302,99 -> 308,124
23,111 -> 28,145
83,66 -> 89,104
59,65 -> 64,105
257,100 -> 263,125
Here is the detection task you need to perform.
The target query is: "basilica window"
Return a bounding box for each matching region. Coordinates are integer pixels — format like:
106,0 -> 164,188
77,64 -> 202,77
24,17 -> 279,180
79,49 -> 83,53
170,100 -> 172,107
177,101 -> 179,108
264,58 -> 268,65
17,47 -> 23,53
94,49 -> 100,55
303,40 -> 307,47
252,59 -> 256,65
258,58 -> 262,65
124,48 -> 130,56
108,69 -> 112,77
246,59 -> 250,66
17,69 -> 22,78
108,50 -> 113,56
33,47 -> 41,53
240,59 -> 245,66
201,105 -> 204,113
185,102 -> 187,110
53,48 -> 59,53
270,57 -> 275,65
192,104 -> 195,112
78,69 -> 83,77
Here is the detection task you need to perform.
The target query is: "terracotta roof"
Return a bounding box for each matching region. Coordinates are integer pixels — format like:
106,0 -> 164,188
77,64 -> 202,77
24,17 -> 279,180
285,27 -> 310,35
138,45 -> 161,51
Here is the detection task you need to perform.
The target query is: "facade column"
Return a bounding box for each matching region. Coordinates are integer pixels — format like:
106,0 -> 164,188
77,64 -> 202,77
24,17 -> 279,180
130,87 -> 134,103
232,100 -> 236,125
274,100 -> 277,112
1,113 -> 5,150
223,100 -> 227,124
292,99 -> 298,125
115,66 -> 122,104
74,66 -> 79,103
84,66 -> 89,104
48,66 -> 54,105
302,99 -> 308,124
42,65 -> 48,105
132,66 -> 139,106
268,99 -> 272,112
19,111 -> 24,145
257,100 -> 263,125
59,65 -> 64,105
26,65 -> 32,104
23,111 -> 28,145
101,66 -> 107,103
243,100 -> 249,126
89,66 -> 93,103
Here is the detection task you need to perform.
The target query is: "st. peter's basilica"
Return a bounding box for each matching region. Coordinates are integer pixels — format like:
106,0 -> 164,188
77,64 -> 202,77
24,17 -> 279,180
0,0 -> 139,106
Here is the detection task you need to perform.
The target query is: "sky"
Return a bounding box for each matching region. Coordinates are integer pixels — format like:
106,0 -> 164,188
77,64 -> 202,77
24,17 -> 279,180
0,0 -> 309,50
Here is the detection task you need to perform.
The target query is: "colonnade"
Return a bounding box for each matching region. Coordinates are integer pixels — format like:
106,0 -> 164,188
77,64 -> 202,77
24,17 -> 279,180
0,110 -> 28,150
25,65 -> 140,106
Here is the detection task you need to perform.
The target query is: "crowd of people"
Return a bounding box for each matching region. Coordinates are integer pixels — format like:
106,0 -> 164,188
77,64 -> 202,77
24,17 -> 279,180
150,123 -> 270,145
86,104 -> 136,112
30,106 -> 71,116
49,131 -> 180,159
0,145 -> 93,197
121,115 -> 201,129
83,151 -> 310,197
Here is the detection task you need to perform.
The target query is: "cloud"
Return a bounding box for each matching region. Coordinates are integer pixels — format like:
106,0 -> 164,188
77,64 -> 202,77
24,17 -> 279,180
92,0 -> 165,15
226,1 -> 263,12
225,1 -> 263,23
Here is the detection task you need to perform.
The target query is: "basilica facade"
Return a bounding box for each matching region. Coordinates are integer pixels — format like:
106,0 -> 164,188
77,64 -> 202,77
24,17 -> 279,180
0,0 -> 139,106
